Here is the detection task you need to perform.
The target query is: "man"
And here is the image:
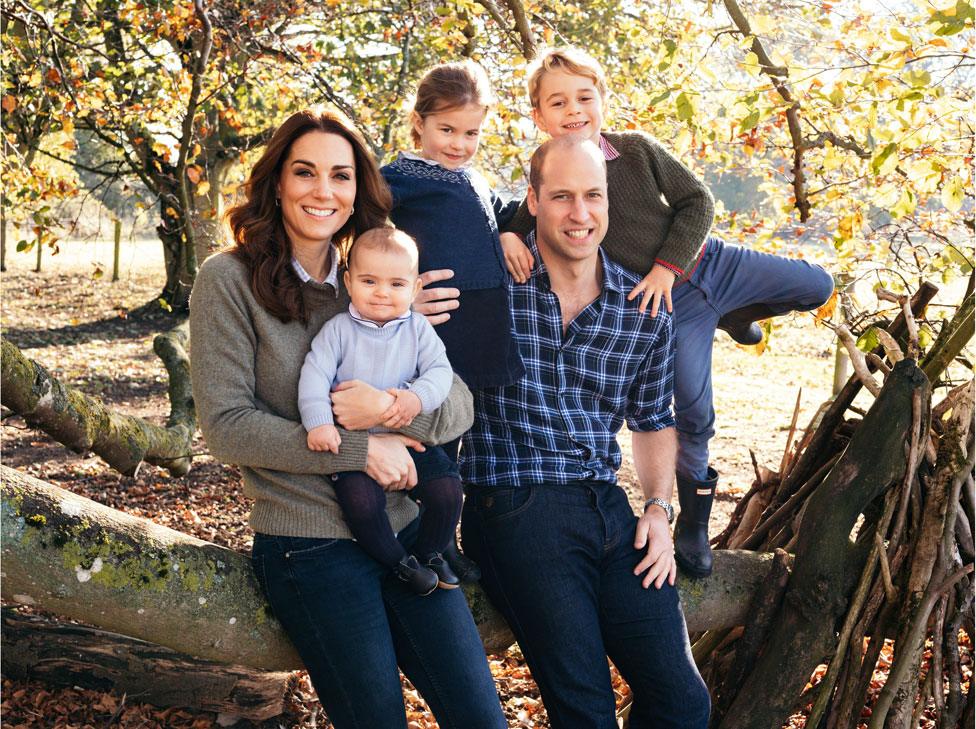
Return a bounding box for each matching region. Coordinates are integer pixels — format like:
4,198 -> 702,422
459,136 -> 710,729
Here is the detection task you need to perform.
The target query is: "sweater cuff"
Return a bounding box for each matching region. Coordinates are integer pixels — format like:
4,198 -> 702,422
408,381 -> 442,414
335,430 -> 369,472
653,258 -> 684,277
302,410 -> 336,430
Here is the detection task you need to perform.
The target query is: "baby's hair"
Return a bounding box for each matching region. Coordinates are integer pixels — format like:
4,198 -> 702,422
526,47 -> 609,110
410,60 -> 494,146
347,227 -> 420,275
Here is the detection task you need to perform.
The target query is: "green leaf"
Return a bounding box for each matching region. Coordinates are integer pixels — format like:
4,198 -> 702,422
15,240 -> 28,252
675,92 -> 694,122
739,109 -> 761,133
648,90 -> 671,106
871,143 -> 898,176
510,166 -> 523,182
856,327 -> 881,353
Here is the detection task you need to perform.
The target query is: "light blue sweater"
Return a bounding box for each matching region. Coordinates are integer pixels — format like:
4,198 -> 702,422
298,307 -> 453,433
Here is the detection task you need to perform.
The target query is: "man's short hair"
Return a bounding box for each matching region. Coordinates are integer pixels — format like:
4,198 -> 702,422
347,227 -> 420,274
526,47 -> 609,110
529,136 -> 607,194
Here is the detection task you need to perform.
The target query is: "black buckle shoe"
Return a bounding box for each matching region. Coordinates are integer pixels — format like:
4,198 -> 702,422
424,553 -> 461,590
395,555 -> 438,596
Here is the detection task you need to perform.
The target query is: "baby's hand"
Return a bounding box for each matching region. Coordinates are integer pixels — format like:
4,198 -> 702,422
381,389 -> 423,429
307,424 -> 342,453
500,233 -> 534,284
627,264 -> 677,317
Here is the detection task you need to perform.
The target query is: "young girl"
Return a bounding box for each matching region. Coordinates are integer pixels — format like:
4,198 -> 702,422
381,62 -> 524,580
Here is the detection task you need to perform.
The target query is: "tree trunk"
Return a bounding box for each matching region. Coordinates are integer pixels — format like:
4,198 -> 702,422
1,608 -> 290,722
1,466 -> 781,668
1,326 -> 194,477
718,359 -> 931,728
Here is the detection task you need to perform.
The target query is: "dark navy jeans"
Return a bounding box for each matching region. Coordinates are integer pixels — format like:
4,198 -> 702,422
461,480 -> 710,729
251,516 -> 505,729
674,236 -> 834,481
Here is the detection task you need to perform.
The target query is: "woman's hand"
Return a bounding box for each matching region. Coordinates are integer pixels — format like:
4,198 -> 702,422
331,380 -> 395,430
413,269 -> 460,325
500,233 -> 534,284
627,263 -> 677,317
366,433 -> 425,490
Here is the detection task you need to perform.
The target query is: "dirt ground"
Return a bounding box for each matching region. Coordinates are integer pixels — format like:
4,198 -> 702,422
1,241 -> 841,728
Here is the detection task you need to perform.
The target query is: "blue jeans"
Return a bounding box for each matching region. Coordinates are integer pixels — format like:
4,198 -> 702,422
673,237 -> 834,480
461,480 -> 710,729
251,517 -> 505,729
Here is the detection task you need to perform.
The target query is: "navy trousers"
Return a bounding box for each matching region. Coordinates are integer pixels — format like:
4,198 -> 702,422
461,480 -> 710,729
673,237 -> 834,480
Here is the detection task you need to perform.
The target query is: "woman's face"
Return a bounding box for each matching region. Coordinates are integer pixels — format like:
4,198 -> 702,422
276,131 -> 357,251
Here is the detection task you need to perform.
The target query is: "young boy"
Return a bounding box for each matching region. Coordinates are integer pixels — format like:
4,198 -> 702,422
299,228 -> 463,595
501,47 -> 834,578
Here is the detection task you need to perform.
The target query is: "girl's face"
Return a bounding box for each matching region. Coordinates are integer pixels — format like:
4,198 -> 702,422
412,103 -> 487,170
276,131 -> 357,251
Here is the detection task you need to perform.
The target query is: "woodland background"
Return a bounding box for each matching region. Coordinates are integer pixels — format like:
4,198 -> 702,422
1,0 -> 974,727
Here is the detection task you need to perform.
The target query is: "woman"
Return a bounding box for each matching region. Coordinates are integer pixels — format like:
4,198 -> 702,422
189,108 -> 506,729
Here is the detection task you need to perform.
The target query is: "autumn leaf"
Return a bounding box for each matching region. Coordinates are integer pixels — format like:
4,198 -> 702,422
940,176 -> 965,212
186,165 -> 202,184
1,95 -> 17,113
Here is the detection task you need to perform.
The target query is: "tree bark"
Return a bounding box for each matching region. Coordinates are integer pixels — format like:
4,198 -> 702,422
1,466 -> 780,668
1,329 -> 194,477
1,608 -> 290,722
719,359 -> 931,729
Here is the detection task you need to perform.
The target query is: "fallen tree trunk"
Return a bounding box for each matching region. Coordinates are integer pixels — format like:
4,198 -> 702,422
1,325 -> 194,477
1,465 -> 779,667
1,608 -> 290,722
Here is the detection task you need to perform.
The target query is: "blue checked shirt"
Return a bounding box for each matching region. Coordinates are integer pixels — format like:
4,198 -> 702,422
461,231 -> 676,487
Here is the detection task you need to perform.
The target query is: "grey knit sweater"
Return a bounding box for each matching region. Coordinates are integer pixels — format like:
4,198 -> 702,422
507,130 -> 715,281
189,252 -> 474,539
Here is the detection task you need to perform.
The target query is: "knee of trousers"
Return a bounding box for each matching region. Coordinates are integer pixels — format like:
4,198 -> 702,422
791,264 -> 835,311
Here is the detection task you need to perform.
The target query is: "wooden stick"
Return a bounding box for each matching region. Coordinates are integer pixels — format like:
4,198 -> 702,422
836,324 -> 881,396
874,532 -> 897,603
779,388 -> 803,477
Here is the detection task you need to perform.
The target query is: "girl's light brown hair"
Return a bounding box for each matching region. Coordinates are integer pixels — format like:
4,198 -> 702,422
226,108 -> 392,324
526,47 -> 609,110
410,60 -> 494,146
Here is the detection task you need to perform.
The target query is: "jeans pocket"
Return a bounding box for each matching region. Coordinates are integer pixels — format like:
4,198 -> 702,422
280,536 -> 340,561
476,487 -> 535,525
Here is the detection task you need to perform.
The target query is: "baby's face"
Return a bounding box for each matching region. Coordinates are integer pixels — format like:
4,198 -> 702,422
344,247 -> 421,324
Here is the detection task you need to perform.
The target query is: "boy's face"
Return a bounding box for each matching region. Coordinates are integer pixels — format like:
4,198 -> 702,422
343,247 -> 422,324
532,69 -> 605,144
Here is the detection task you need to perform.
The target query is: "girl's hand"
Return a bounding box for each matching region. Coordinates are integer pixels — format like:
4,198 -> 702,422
307,424 -> 342,454
331,380 -> 395,430
500,233 -> 534,284
627,264 -> 677,317
413,269 -> 460,325
381,389 -> 423,429
366,433 -> 425,490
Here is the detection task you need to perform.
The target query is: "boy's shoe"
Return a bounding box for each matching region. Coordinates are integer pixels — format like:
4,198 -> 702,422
674,467 -> 719,579
717,304 -> 776,346
443,538 -> 482,583
423,553 -> 461,590
395,555 -> 438,596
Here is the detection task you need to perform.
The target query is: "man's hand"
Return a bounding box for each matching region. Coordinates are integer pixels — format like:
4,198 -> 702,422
500,233 -> 534,284
307,424 -> 341,453
413,269 -> 460,325
331,380 -> 395,430
627,263 -> 677,317
381,389 -> 423,429
633,507 -> 677,589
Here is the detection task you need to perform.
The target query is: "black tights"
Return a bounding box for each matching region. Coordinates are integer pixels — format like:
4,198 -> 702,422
332,472 -> 463,569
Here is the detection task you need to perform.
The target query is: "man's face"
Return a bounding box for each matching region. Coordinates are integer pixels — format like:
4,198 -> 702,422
527,145 -> 609,267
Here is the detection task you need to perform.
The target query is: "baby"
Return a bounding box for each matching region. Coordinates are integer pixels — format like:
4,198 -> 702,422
298,228 -> 462,595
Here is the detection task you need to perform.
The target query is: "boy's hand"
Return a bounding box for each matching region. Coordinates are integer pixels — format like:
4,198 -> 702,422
500,233 -> 534,284
307,424 -> 342,453
628,264 -> 677,317
381,389 -> 423,429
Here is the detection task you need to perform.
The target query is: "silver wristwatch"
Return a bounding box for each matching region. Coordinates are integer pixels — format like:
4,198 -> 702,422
643,497 -> 675,524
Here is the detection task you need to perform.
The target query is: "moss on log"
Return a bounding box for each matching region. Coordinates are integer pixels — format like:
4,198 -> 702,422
1,466 -> 778,667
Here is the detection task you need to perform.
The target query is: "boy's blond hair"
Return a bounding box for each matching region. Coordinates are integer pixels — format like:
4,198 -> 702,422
526,47 -> 609,110
347,227 -> 420,274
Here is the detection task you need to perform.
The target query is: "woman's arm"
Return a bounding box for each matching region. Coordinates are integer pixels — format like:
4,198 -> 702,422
190,256 -> 369,474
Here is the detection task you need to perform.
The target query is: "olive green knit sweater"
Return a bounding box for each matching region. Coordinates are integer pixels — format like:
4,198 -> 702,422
507,130 -> 715,281
189,252 -> 474,539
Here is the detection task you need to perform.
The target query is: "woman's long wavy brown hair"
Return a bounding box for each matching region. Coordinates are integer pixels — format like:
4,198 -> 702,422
227,108 -> 392,324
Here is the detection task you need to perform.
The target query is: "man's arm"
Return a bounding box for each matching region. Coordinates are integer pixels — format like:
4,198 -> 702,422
631,427 -> 678,589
